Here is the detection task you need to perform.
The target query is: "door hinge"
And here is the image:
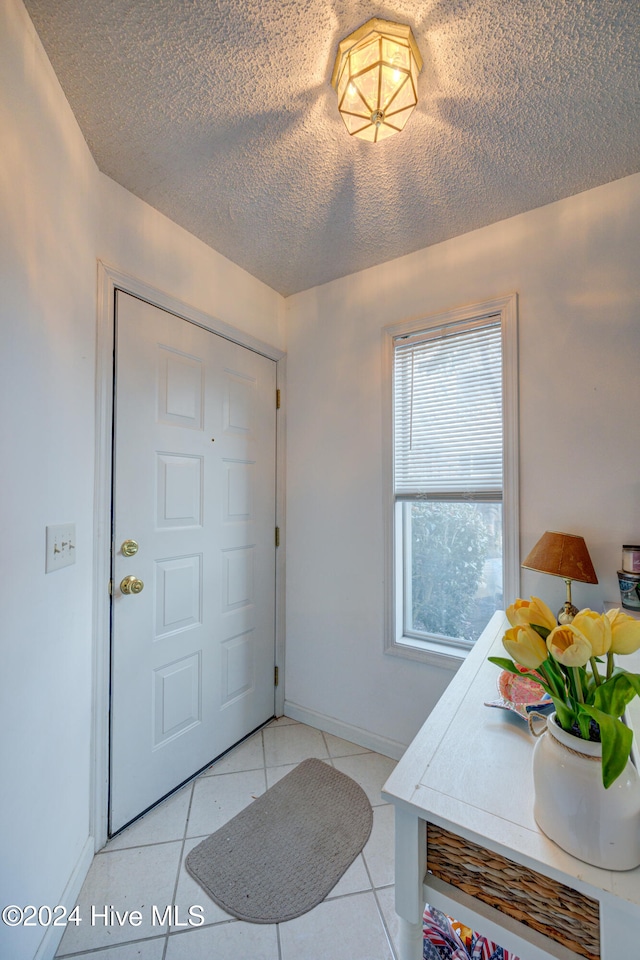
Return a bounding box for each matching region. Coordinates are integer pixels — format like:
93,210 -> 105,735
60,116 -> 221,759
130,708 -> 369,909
274,665 -> 279,687
276,388 -> 281,409
108,579 -> 113,596
275,526 -> 280,547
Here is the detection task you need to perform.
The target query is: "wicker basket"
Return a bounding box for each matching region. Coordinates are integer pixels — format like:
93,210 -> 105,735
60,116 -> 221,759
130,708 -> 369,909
426,822 -> 600,960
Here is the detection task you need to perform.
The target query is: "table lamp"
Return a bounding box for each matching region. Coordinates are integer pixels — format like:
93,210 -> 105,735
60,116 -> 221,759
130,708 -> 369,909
521,531 -> 598,624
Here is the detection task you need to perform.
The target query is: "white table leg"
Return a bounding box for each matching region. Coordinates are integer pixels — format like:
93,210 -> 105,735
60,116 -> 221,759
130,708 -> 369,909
394,807 -> 426,960
397,916 -> 423,960
600,894 -> 640,960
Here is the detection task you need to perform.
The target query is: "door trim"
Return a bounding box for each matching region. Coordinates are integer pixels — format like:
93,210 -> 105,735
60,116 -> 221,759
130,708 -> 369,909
91,261 -> 286,850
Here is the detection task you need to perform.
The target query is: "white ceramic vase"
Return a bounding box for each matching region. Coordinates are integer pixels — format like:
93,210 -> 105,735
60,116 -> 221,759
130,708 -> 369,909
532,712 -> 640,871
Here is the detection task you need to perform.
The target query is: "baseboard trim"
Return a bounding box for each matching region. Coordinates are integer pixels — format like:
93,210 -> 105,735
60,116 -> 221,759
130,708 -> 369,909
283,701 -> 407,761
35,836 -> 94,960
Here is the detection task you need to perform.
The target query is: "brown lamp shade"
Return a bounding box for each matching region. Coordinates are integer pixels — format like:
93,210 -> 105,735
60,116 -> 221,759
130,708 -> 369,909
522,531 -> 598,584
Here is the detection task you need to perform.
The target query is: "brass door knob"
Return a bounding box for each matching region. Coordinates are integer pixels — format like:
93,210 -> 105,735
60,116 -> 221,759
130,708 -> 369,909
120,575 -> 144,595
121,539 -> 139,557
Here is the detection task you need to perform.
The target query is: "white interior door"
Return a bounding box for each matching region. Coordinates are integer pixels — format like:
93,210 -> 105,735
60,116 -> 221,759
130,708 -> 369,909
110,291 -> 277,833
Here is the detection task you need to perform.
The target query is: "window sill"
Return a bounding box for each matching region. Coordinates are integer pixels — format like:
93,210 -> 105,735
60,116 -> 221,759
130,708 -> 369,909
385,634 -> 467,671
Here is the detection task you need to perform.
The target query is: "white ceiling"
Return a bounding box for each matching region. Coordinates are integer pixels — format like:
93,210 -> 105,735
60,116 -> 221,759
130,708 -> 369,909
24,0 -> 640,296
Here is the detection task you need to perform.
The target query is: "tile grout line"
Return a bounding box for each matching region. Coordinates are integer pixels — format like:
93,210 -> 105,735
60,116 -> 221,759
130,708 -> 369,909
361,846 -> 399,960
161,925 -> 170,960
320,729 -> 336,767
162,778 -> 197,953
260,726 -> 281,960
56,931 -> 168,958
58,723 -> 393,959
97,835 -> 189,855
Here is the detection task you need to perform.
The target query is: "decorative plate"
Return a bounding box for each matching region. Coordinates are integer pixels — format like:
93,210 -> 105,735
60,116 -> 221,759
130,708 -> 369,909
485,670 -> 552,720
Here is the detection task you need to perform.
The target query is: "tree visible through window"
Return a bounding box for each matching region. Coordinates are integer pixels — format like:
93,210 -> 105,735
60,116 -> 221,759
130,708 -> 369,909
408,501 -> 502,644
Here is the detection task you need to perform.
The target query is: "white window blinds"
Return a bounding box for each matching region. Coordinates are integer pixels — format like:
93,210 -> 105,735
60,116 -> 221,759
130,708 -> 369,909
394,317 -> 503,499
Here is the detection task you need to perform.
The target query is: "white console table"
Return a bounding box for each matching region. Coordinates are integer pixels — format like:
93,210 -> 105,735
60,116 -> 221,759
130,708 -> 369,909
382,611 -> 640,960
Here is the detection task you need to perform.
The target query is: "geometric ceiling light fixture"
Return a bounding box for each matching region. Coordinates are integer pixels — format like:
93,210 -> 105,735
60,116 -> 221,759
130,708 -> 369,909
331,18 -> 423,143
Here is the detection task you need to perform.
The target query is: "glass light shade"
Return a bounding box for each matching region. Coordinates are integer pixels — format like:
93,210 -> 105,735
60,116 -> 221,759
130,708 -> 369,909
331,18 -> 423,143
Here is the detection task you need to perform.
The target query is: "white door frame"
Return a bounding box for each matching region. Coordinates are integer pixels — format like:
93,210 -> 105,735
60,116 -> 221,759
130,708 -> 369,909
90,261 -> 286,851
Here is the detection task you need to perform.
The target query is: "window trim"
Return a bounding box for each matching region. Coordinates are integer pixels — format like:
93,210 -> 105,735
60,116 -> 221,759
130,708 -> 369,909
382,294 -> 520,667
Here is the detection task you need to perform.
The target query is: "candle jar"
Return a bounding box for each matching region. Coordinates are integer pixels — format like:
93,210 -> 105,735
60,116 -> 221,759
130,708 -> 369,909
617,569 -> 640,610
622,545 -> 640,574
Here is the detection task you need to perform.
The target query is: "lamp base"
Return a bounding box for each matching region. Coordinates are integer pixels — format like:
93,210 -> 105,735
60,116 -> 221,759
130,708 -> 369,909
558,601 -> 579,624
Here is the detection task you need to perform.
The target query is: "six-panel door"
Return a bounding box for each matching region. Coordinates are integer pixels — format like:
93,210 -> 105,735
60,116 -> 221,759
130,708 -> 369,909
110,292 -> 277,833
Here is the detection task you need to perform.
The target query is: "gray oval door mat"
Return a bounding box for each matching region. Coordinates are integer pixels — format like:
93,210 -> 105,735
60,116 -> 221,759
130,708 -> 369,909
185,757 -> 374,923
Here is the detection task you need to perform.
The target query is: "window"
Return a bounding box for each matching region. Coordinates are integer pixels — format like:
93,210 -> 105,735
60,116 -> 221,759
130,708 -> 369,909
385,296 -> 519,663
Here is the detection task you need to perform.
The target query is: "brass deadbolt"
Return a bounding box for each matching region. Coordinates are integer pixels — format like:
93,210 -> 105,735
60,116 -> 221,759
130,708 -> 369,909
120,575 -> 144,595
121,539 -> 139,557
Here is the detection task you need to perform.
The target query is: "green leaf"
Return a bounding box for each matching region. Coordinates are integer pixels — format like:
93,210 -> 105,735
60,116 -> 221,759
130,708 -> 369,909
618,670 -> 640,698
530,623 -> 551,640
577,711 -> 592,740
593,674 -> 637,717
583,671 -> 598,700
577,664 -> 591,699
580,705 -> 633,788
487,655 -> 557,701
488,657 -> 522,675
537,657 -> 567,700
552,699 -> 577,732
544,655 -> 566,687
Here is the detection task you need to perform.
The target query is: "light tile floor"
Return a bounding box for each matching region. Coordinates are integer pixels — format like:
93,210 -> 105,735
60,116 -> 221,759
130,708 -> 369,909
55,718 -> 400,960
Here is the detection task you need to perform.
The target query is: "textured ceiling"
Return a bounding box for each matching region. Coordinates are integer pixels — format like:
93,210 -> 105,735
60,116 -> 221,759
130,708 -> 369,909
23,0 -> 640,296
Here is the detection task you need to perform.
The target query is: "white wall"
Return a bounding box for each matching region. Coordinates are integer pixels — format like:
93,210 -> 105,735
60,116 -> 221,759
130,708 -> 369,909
284,173 -> 640,752
98,175 -> 285,349
0,2 -> 284,958
1,2 -> 98,957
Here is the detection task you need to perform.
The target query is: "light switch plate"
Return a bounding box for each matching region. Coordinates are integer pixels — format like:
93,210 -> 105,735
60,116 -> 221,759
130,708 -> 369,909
46,523 -> 76,572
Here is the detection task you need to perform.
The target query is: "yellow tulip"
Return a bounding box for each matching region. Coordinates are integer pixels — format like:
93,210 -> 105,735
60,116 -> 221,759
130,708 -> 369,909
547,623 -> 592,667
606,608 -> 640,655
506,596 -> 557,632
571,609 -> 612,657
503,624 -> 549,669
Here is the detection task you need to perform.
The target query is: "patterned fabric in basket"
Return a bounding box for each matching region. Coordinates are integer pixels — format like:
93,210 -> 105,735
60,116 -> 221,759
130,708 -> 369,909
423,905 -> 521,960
